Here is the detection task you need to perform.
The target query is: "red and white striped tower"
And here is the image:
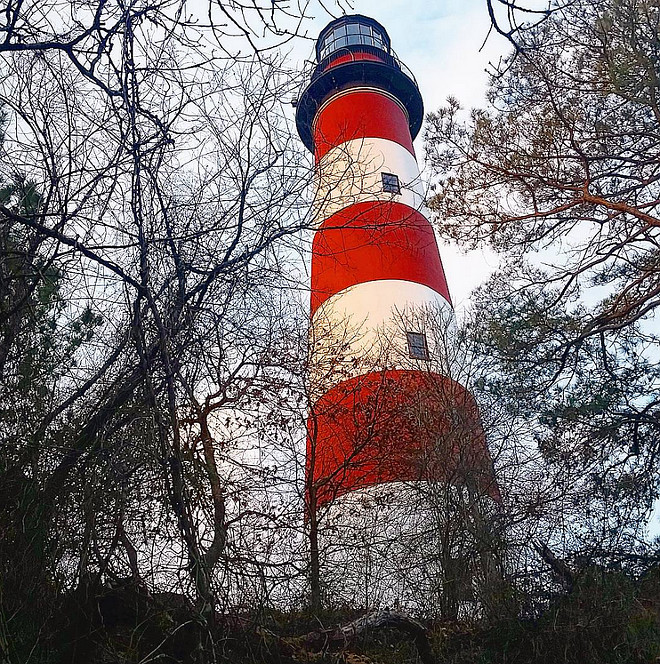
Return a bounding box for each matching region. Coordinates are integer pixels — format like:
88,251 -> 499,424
297,16 -> 499,609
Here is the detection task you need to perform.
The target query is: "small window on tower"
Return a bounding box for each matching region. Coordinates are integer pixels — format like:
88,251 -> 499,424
381,172 -> 401,194
407,332 -> 429,360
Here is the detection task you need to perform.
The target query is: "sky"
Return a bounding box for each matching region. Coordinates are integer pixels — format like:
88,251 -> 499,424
291,0 -> 511,313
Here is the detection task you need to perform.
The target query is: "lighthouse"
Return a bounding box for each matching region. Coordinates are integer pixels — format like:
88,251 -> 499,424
296,15 -> 499,612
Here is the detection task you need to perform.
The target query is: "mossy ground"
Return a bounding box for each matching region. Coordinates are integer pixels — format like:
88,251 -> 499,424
3,567 -> 660,663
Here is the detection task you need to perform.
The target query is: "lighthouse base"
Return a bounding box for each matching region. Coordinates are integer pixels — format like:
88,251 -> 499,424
316,481 -> 500,618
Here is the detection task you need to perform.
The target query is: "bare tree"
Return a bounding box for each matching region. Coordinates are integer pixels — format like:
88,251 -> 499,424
0,1 -> 326,659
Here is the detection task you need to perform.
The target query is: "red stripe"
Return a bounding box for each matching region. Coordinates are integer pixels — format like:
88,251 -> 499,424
313,90 -> 414,162
311,202 -> 451,316
307,370 -> 500,508
323,51 -> 386,71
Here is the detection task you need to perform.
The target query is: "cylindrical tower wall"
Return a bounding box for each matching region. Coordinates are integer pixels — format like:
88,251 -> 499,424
297,14 -> 500,612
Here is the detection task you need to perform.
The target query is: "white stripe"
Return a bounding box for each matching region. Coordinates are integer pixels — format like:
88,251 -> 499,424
317,481 -> 495,612
313,137 -> 425,225
309,279 -> 463,399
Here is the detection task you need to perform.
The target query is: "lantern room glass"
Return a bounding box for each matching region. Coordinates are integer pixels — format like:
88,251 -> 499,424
318,19 -> 388,60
